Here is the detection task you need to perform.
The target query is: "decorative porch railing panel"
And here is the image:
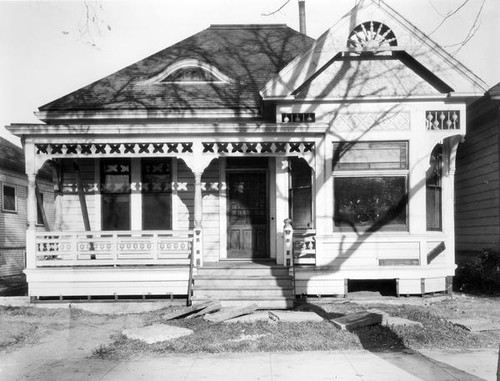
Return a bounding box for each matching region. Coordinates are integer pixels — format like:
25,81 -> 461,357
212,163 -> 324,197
293,230 -> 316,265
35,230 -> 193,267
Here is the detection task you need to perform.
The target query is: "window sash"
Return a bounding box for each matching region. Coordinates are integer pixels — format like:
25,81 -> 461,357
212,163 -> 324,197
2,184 -> 17,212
334,176 -> 408,231
333,141 -> 408,171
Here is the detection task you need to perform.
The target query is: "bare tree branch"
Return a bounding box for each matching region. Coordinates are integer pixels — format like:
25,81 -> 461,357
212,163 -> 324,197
447,0 -> 486,55
428,0 -> 470,36
261,0 -> 293,17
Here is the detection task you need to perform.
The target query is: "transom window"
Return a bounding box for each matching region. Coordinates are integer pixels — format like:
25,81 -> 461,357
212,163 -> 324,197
333,141 -> 408,232
2,184 -> 17,213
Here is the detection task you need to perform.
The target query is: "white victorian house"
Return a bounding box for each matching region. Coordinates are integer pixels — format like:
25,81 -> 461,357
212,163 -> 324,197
7,0 -> 486,307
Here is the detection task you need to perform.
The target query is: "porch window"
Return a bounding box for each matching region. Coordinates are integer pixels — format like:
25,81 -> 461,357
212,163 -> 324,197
141,158 -> 172,230
333,141 -> 408,232
2,184 -> 16,213
426,144 -> 443,231
36,192 -> 44,226
289,157 -> 313,229
101,159 -> 131,230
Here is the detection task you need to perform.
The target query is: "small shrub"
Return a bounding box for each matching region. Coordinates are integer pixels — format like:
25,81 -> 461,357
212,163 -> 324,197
91,344 -> 115,359
454,248 -> 500,295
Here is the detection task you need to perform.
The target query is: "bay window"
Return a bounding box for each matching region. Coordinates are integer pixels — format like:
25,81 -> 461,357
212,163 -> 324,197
333,141 -> 408,232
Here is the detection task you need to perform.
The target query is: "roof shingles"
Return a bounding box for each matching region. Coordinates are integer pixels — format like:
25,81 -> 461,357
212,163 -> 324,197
40,25 -> 314,118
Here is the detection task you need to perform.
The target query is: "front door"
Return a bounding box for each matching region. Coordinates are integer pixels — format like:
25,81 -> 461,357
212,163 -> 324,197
227,171 -> 268,259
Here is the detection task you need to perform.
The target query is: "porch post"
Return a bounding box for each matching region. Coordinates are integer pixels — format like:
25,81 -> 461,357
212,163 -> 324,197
26,173 -> 37,269
193,170 -> 203,266
24,139 -> 39,271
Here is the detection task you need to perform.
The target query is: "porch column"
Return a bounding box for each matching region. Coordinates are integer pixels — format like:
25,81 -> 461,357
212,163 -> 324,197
183,148 -> 215,267
26,173 -> 37,269
193,170 -> 203,266
194,171 -> 203,228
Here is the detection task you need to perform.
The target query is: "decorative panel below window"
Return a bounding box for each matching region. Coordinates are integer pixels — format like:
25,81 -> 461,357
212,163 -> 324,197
142,158 -> 172,230
334,177 -> 407,231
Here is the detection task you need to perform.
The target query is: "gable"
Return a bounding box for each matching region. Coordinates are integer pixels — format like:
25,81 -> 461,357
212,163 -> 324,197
261,0 -> 487,100
293,54 -> 448,99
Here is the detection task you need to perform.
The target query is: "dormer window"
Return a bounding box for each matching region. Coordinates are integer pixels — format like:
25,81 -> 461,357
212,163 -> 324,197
347,21 -> 397,51
140,59 -> 233,85
161,66 -> 219,83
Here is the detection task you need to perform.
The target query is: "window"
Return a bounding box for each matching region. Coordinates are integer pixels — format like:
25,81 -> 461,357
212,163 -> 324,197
426,144 -> 443,231
2,184 -> 16,212
142,158 -> 172,230
161,67 -> 219,83
36,192 -> 44,225
289,157 -> 313,229
101,159 -> 131,231
333,141 -> 408,232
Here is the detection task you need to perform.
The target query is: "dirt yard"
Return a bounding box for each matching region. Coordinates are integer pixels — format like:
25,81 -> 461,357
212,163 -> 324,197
0,293 -> 499,361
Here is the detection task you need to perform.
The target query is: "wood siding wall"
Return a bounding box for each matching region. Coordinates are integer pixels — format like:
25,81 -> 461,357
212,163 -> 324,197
58,158 -> 222,261
1,167 -> 54,277
455,100 -> 500,255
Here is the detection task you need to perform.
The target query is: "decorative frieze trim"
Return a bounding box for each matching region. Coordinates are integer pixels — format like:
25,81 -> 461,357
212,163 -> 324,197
333,112 -> 410,132
35,142 -> 194,156
201,141 -> 315,154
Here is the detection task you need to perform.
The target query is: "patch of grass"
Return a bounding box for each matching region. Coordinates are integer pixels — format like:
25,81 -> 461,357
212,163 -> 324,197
0,320 -> 40,350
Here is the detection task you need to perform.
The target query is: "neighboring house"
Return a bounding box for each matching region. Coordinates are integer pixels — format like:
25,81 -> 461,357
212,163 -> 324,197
7,0 -> 486,305
0,137 -> 54,280
455,83 -> 500,259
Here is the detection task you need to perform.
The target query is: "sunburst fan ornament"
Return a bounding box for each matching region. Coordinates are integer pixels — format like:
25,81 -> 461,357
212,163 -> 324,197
347,21 -> 397,51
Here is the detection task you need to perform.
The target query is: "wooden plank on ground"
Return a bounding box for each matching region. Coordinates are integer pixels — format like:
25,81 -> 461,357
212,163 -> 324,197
161,300 -> 215,320
330,311 -> 384,331
204,304 -> 258,323
187,301 -> 222,319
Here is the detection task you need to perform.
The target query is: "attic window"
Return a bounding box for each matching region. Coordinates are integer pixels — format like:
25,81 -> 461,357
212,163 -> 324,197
347,21 -> 397,51
161,66 -> 219,83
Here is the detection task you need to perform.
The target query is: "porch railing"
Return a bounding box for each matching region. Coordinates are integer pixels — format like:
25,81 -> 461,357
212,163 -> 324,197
35,230 -> 194,267
293,229 -> 316,265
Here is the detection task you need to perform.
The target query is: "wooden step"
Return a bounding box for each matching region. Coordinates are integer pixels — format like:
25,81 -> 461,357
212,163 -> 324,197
194,277 -> 292,288
192,262 -> 294,309
193,287 -> 294,298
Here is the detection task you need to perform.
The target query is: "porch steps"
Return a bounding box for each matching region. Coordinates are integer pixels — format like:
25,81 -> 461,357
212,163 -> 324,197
192,262 -> 295,309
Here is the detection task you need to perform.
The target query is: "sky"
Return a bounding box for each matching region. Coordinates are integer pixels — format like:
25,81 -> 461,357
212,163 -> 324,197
1,0 -> 499,146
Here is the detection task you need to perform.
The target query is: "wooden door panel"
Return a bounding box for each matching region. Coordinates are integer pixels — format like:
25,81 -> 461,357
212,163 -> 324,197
227,172 -> 268,259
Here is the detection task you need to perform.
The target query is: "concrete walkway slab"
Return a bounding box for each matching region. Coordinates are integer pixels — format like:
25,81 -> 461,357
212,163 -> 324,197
225,310 -> 270,323
122,324 -> 193,344
2,348 -> 498,380
269,310 -> 323,322
420,349 -> 499,381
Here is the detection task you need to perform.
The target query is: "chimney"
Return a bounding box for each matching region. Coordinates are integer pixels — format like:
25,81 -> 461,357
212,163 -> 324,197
298,0 -> 307,35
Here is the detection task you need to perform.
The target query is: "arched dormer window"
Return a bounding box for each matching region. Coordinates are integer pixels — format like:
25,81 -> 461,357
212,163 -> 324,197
347,21 -> 397,51
161,66 -> 219,83
140,59 -> 233,85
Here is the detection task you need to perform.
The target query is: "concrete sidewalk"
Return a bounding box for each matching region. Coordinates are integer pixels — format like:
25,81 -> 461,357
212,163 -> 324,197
1,349 -> 497,381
